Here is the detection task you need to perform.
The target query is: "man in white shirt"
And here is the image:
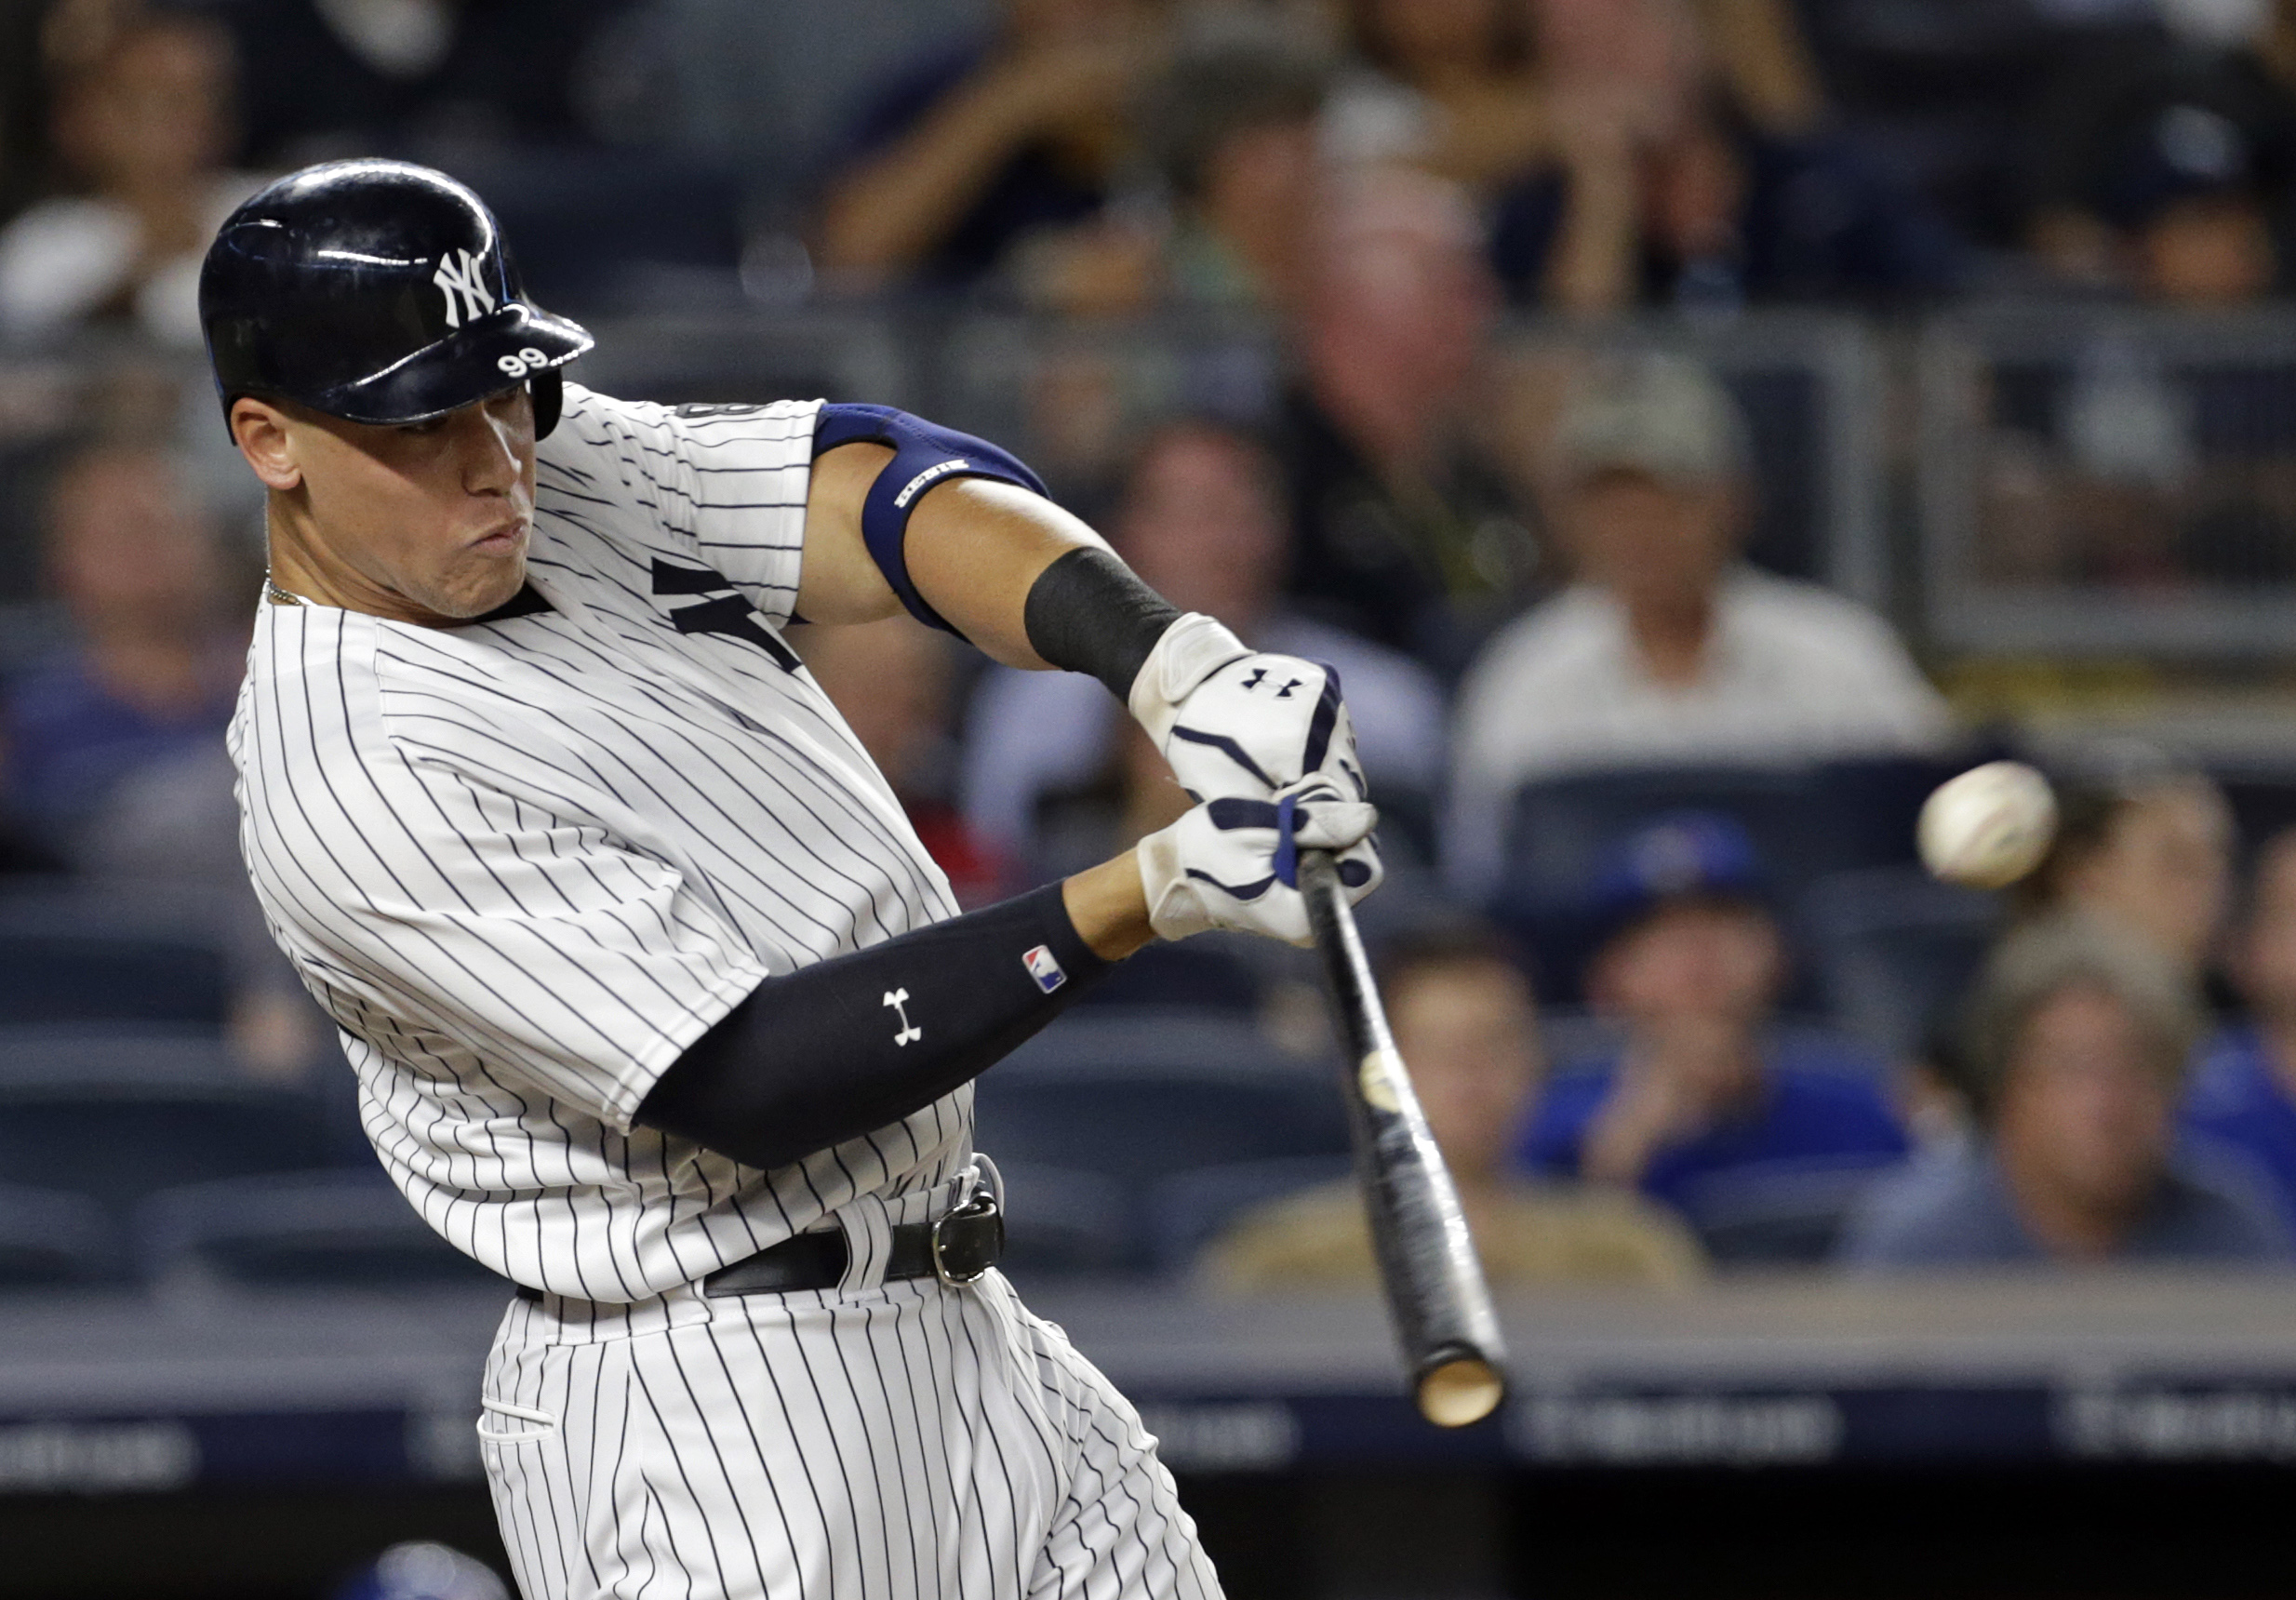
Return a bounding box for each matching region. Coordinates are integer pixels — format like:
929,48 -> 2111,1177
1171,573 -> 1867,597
1448,353 -> 1952,896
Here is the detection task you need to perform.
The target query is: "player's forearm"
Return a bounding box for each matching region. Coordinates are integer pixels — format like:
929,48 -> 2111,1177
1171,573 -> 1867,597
902,478 -> 1141,671
634,876 -> 1134,1172
801,413 -> 1187,687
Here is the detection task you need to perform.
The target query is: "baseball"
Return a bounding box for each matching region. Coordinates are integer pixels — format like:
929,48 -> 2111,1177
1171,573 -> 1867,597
1918,761 -> 2059,889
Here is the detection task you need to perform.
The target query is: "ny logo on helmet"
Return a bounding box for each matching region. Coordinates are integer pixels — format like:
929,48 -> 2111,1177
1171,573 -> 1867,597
433,248 -> 496,328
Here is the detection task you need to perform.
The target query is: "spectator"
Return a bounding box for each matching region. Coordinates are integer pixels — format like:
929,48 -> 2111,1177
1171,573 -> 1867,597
1204,922 -> 1705,1290
1128,16 -> 1332,313
1,443 -> 244,855
2026,30 -> 2296,300
1279,166 -> 1535,671
2182,826 -> 2296,1235
1322,0 -> 1547,187
795,613 -> 1010,911
815,0 -> 1164,293
0,9 -> 259,346
2010,754 -> 2234,987
1518,813 -> 1908,1220
1325,0 -> 1826,191
962,418 -> 1448,874
194,0 -> 632,166
1841,918 -> 2287,1268
76,739 -> 331,1081
1495,41 -> 1961,312
1448,353 -> 1950,898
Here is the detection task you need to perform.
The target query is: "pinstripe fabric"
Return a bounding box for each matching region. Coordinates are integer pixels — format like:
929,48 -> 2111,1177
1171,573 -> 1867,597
230,384 -> 968,1303
233,382 -> 1221,1595
481,1266 -> 1221,1600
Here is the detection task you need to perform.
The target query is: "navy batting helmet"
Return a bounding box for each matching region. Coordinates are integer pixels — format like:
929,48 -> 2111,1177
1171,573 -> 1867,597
199,159 -> 593,439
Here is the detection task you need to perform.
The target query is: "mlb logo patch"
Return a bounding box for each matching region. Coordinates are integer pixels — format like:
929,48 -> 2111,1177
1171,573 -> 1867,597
1023,944 -> 1066,993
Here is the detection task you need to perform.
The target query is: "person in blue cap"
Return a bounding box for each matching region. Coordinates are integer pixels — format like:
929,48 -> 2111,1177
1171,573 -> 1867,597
1516,811 -> 1908,1225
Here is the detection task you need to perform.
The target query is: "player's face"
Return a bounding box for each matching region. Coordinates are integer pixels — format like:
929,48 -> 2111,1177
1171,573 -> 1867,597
261,386 -> 537,624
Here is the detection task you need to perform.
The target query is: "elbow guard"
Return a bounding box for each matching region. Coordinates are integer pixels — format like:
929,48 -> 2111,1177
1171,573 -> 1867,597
812,403 -> 1049,638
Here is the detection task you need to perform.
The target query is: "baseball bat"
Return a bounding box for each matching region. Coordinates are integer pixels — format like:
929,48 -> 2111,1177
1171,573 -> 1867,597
1299,850 -> 1509,1429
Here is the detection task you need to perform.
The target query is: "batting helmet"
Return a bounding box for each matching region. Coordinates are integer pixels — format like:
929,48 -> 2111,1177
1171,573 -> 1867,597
199,159 -> 593,439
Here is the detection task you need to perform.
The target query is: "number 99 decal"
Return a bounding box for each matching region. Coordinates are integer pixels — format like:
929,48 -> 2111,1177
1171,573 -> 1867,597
497,348 -> 551,379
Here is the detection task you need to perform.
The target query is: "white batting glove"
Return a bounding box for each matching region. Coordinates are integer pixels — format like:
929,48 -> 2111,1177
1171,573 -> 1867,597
1136,774 -> 1383,948
1129,614 -> 1369,807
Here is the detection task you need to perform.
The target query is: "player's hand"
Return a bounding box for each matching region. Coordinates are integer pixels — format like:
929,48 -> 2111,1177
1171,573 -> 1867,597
1129,614 -> 1368,807
1136,775 -> 1382,948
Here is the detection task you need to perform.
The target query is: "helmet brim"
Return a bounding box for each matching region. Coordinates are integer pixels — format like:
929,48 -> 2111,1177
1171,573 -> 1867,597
309,300 -> 594,426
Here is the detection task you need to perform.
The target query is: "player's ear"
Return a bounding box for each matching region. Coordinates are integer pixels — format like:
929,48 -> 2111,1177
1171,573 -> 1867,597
231,396 -> 304,492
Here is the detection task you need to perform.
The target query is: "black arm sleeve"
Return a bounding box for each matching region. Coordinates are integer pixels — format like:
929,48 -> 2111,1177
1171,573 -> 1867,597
634,886 -> 1110,1171
1023,546 -> 1181,701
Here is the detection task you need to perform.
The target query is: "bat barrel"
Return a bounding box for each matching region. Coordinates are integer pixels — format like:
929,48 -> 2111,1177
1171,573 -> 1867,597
1299,851 -> 1509,1428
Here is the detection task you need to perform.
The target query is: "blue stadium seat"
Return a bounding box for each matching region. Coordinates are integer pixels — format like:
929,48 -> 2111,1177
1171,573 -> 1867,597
1800,866 -> 2001,1060
136,1169 -> 503,1290
1497,758 -> 1969,1005
1144,1154 -> 1355,1277
0,888 -> 230,1029
984,1162 -> 1139,1283
0,1181 -> 127,1287
1673,1155 -> 1907,1267
0,1033 -> 323,1216
975,1015 -> 1347,1191
1502,765 -> 1828,913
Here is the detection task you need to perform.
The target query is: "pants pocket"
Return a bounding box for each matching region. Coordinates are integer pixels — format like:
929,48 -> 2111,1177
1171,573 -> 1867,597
476,1395 -> 559,1444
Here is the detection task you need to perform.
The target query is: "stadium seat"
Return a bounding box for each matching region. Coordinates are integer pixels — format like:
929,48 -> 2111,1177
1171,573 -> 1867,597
1143,1154 -> 1355,1278
0,887 -> 230,1030
1674,1155 -> 1907,1267
983,1162 -> 1139,1282
974,1014 -> 1347,1191
0,1181 -> 127,1287
0,1033 -> 323,1216
1800,866 -> 2002,1060
136,1168 -> 503,1291
1503,766 -> 1825,909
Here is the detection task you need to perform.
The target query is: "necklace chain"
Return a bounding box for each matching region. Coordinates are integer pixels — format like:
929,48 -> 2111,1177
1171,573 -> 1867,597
263,573 -> 304,607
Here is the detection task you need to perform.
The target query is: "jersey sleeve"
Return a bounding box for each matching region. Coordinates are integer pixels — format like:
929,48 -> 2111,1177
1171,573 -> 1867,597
541,384 -> 821,627
269,722 -> 774,1133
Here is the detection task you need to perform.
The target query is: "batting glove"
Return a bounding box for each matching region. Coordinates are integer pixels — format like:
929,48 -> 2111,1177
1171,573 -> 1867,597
1129,614 -> 1368,807
1137,774 -> 1383,947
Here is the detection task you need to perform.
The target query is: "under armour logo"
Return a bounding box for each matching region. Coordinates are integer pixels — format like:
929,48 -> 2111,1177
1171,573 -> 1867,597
1275,678 -> 1302,698
1243,668 -> 1267,691
883,988 -> 922,1047
433,247 -> 496,328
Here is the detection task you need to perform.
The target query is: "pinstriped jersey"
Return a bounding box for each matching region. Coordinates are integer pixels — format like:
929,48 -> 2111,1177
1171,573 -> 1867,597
229,383 -> 966,1301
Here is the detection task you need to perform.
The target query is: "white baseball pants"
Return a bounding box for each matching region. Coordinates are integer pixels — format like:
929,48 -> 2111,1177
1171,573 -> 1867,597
476,1200 -> 1221,1600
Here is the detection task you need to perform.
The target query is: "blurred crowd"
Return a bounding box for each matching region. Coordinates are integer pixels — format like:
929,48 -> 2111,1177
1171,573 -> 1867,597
7,0 -> 2296,333
7,0 -> 2296,1299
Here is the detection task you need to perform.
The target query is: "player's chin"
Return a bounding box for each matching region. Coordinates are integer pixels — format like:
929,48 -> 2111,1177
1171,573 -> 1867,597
429,541 -> 528,620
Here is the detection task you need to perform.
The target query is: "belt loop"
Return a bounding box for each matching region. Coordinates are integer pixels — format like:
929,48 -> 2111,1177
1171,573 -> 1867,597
834,1193 -> 894,1293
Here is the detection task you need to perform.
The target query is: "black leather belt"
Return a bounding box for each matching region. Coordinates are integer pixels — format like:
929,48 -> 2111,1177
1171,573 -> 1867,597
514,1187 -> 1003,1302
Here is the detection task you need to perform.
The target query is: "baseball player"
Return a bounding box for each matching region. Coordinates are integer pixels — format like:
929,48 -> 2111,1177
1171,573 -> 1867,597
200,159 -> 1381,1599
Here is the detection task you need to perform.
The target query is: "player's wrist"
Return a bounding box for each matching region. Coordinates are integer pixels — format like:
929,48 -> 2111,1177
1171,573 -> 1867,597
1021,545 -> 1186,701
1061,852 -> 1157,962
1125,611 -> 1249,746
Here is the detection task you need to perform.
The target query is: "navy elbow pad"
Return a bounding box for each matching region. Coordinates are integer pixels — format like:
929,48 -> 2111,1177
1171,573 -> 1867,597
813,403 -> 1049,637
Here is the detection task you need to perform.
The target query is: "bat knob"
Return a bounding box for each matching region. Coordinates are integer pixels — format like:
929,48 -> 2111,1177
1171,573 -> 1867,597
1416,1355 -> 1507,1429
